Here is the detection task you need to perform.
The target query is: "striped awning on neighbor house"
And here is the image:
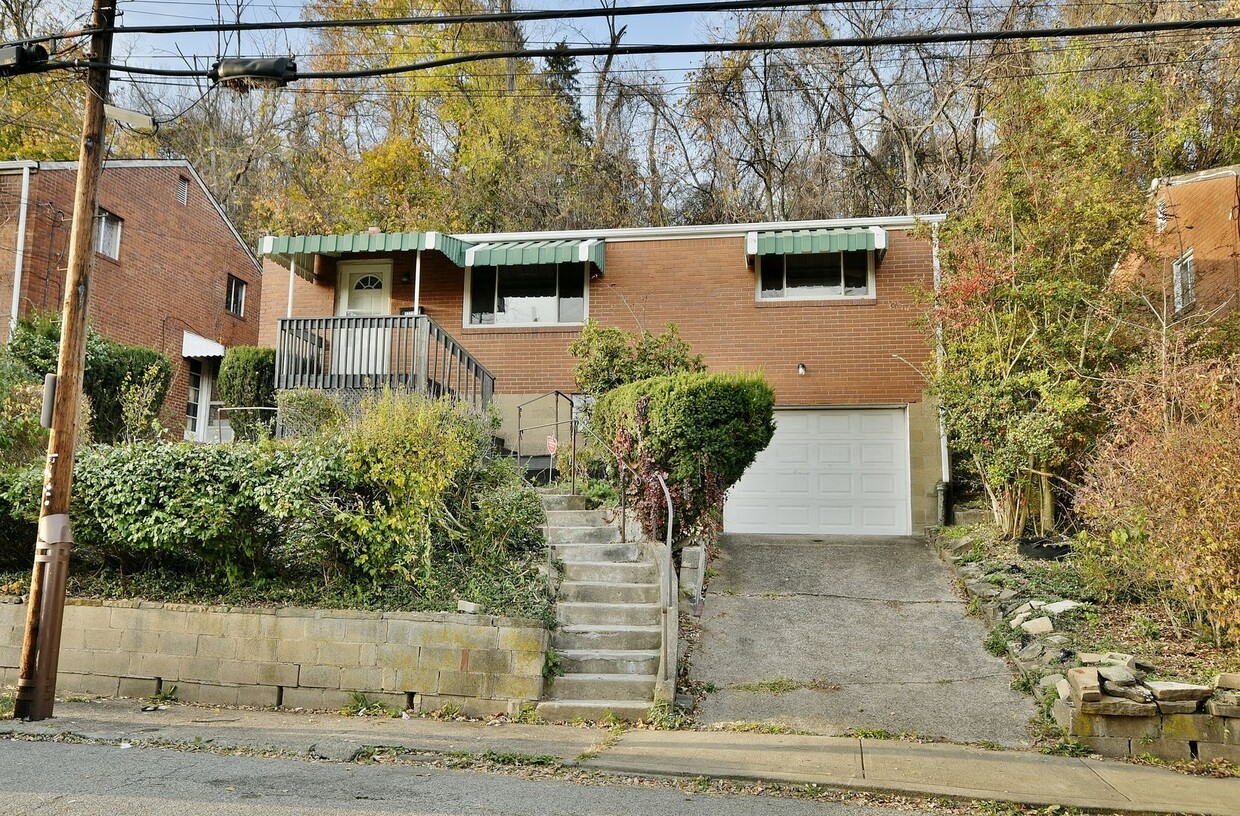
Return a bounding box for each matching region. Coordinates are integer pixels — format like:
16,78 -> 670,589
464,238 -> 606,274
259,231 -> 471,278
746,226 -> 887,256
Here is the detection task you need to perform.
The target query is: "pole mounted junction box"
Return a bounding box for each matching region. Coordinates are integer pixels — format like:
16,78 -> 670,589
0,44 -> 49,76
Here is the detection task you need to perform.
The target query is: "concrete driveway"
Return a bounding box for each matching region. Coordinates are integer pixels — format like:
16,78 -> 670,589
689,534 -> 1034,746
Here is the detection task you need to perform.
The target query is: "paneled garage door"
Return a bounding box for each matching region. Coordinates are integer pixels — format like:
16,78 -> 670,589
723,408 -> 911,536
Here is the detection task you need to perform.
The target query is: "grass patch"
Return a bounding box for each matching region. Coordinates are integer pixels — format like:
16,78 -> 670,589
846,728 -> 926,742
341,691 -> 401,718
0,692 -> 12,719
983,624 -> 1014,657
708,721 -> 799,734
645,701 -> 694,729
1131,753 -> 1239,779
729,677 -> 841,694
146,684 -> 179,704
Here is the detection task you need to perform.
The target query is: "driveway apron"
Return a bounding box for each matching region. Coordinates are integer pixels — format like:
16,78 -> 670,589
690,534 -> 1034,746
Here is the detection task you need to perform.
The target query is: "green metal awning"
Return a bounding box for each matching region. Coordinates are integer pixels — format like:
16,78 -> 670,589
746,226 -> 887,256
259,231 -> 471,277
464,238 -> 606,274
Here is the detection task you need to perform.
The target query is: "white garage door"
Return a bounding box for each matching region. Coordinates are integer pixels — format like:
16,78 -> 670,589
723,408 -> 911,536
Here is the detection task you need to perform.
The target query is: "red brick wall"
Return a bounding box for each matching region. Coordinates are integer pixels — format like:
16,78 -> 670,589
1144,172 -> 1240,318
261,230 -> 934,407
0,163 -> 260,434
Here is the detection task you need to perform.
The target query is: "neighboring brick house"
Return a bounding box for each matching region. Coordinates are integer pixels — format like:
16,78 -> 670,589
0,159 -> 262,441
259,217 -> 948,536
1124,165 -> 1240,318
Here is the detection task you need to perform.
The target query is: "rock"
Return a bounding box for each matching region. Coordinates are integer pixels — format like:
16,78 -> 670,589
1016,641 -> 1044,662
996,588 -> 1019,601
456,600 -> 482,614
1013,602 -> 1033,615
1144,681 -> 1213,702
1010,612 -> 1032,629
1078,652 -> 1104,664
1102,680 -> 1153,703
1079,694 -> 1158,716
1042,600 -> 1080,615
1215,690 -> 1240,705
1046,635 -> 1069,645
1037,649 -> 1071,667
1101,652 -> 1137,670
1021,616 -> 1054,635
674,693 -> 696,712
1029,600 -> 1047,609
1156,700 -> 1201,715
1068,667 -> 1102,703
1134,658 -> 1158,672
1214,672 -> 1240,690
967,582 -> 1001,598
1097,665 -> 1139,686
1056,679 -> 1072,700
1040,673 -> 1067,689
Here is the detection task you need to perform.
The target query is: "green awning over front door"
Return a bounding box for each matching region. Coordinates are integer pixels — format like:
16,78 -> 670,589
746,226 -> 887,256
464,238 -> 606,274
259,231 -> 470,277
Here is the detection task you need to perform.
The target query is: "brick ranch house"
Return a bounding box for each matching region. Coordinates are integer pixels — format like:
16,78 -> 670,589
1119,165 -> 1240,319
0,159 -> 262,442
258,217 -> 949,537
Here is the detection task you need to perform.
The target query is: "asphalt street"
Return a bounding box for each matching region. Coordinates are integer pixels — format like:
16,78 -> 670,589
0,739 -> 934,816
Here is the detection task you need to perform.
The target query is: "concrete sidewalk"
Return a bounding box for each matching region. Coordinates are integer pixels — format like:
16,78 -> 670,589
3,700 -> 1237,816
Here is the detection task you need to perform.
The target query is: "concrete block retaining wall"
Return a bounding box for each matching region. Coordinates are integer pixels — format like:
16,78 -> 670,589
0,598 -> 547,717
1052,698 -> 1239,762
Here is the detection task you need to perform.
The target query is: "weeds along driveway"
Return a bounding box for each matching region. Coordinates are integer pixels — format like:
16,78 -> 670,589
689,534 -> 1034,747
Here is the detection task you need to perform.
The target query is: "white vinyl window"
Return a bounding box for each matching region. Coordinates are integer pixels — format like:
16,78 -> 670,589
466,262 -> 587,325
758,251 -> 874,300
226,274 -> 246,317
94,209 -> 122,259
1172,249 -> 1195,312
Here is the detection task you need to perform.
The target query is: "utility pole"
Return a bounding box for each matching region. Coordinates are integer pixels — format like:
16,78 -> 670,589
14,0 -> 116,721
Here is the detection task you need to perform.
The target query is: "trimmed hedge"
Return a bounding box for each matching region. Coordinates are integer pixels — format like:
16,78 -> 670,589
592,371 -> 775,544
217,346 -> 276,440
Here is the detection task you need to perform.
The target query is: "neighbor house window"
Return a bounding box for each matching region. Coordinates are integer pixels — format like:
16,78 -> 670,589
758,251 -> 873,300
94,209 -> 122,259
1172,249 -> 1195,312
467,262 -> 586,325
226,274 -> 246,317
186,360 -> 202,435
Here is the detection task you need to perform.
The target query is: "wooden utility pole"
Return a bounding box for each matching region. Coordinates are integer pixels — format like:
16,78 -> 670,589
14,0 -> 115,721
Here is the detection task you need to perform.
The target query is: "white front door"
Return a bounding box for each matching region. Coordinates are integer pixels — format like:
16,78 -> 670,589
723,408 -> 911,536
334,261 -> 393,381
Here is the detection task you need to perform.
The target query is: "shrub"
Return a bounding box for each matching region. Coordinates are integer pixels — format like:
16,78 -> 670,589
217,346 -> 276,441
1076,352 -> 1240,646
7,312 -> 171,443
592,371 -> 774,545
568,320 -> 705,397
276,388 -> 347,438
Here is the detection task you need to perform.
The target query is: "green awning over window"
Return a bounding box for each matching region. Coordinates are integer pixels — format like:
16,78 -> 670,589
259,231 -> 470,276
465,238 -> 605,274
746,226 -> 887,256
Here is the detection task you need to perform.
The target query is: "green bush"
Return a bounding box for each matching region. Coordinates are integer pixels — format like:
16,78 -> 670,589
276,388 -> 347,437
568,320 -> 705,397
217,346 -> 276,441
592,371 -> 774,544
7,312 -> 171,443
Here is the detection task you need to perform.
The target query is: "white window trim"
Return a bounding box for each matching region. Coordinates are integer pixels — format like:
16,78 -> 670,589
754,251 -> 877,302
1172,248 -> 1195,313
226,274 -> 246,318
462,263 -> 590,329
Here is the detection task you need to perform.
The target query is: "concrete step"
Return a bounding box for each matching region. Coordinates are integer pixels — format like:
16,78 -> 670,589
545,673 -> 657,701
545,509 -> 616,528
556,602 -> 663,627
559,649 -> 661,675
559,561 -> 657,584
552,542 -> 640,562
552,625 -> 662,651
540,494 -> 590,511
557,581 -> 659,605
534,699 -> 651,723
546,525 -> 621,545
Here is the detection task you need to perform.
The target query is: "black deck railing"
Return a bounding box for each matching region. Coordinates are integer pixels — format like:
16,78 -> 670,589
274,315 -> 495,409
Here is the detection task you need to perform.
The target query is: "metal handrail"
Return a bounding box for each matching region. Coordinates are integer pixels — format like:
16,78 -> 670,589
515,390 -> 577,493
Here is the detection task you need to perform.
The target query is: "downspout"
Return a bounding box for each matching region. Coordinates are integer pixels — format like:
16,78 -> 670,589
9,165 -> 32,340
413,248 -> 423,314
931,220 -> 951,525
286,257 -> 296,318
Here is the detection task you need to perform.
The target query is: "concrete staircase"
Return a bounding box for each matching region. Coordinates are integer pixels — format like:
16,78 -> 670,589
536,493 -> 661,723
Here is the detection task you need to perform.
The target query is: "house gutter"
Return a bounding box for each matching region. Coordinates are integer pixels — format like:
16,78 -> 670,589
931,220 -> 952,524
8,163 -> 35,339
